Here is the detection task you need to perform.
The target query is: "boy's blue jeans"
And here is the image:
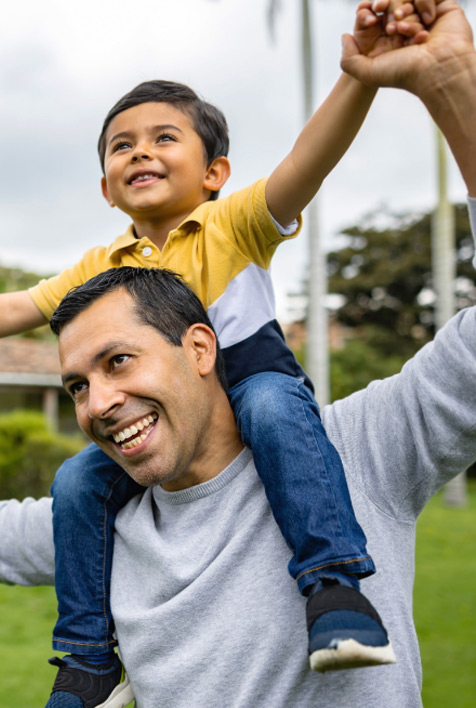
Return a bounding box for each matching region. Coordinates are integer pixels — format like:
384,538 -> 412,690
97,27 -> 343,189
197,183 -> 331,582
51,371 -> 375,654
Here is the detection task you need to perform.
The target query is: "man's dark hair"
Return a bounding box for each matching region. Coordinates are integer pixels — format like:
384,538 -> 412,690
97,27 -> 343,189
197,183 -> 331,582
50,267 -> 228,391
98,80 -> 229,201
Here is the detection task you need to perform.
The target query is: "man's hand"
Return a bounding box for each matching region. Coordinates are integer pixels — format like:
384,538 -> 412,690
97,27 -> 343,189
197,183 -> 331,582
354,1 -> 429,58
343,0 -> 476,196
341,1 -> 474,96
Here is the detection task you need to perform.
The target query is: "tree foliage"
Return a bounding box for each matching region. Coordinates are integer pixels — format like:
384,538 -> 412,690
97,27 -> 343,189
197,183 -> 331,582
0,410 -> 85,498
0,264 -> 54,340
327,203 -> 475,359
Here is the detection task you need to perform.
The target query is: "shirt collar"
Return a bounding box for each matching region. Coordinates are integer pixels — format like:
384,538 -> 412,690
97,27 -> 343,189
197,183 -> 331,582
106,201 -> 211,258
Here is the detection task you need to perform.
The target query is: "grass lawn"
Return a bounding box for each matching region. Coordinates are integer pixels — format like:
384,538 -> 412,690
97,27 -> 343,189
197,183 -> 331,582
415,479 -> 476,707
1,482 -> 475,706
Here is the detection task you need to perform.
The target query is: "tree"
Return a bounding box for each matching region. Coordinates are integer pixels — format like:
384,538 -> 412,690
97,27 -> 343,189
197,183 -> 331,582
327,203 -> 475,359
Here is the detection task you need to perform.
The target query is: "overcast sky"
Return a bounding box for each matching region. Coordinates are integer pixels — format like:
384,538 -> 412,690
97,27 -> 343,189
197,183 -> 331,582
1,0 -> 475,321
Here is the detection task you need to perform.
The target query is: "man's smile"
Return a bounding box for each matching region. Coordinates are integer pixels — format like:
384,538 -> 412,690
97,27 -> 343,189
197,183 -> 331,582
110,413 -> 158,450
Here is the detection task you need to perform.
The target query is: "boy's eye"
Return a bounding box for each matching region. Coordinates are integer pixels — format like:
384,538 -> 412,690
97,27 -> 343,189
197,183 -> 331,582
157,133 -> 176,143
112,141 -> 131,153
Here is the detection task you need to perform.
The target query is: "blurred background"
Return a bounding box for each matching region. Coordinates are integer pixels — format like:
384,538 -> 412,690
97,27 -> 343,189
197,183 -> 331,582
0,1 -> 475,705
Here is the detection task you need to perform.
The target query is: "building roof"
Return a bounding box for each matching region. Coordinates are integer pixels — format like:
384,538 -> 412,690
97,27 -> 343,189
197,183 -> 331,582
0,337 -> 62,387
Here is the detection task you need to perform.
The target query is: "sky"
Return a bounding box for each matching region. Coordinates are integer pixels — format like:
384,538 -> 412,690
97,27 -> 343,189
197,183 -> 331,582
1,0 -> 475,321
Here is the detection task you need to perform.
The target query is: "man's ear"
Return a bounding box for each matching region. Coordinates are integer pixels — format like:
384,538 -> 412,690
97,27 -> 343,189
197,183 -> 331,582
203,156 -> 231,195
185,324 -> 217,377
101,177 -> 115,208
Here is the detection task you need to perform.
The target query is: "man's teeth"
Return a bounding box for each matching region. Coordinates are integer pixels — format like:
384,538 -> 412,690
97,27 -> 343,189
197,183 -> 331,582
113,415 -> 157,448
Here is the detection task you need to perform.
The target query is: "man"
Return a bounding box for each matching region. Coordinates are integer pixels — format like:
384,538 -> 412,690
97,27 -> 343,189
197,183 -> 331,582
1,1 -> 476,706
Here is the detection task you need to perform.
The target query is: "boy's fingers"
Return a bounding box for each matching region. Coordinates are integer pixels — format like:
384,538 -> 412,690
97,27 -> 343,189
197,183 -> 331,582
405,29 -> 430,45
371,0 -> 390,12
393,3 -> 416,21
356,7 -> 380,30
393,16 -> 427,37
413,0 -> 437,25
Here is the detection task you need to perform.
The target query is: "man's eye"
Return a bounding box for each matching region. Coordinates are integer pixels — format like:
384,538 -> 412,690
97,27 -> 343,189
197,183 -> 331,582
111,354 -> 130,369
69,382 -> 88,397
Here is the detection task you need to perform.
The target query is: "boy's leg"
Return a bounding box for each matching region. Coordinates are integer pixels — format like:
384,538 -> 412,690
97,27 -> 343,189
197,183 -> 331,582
228,372 -> 396,671
48,443 -> 142,706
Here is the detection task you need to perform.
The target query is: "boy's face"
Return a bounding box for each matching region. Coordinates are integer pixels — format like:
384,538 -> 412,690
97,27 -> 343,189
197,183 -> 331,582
101,102 -> 222,225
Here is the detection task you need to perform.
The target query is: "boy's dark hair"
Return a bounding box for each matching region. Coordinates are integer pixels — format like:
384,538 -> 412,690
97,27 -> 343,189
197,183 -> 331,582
50,267 -> 228,391
98,80 -> 229,201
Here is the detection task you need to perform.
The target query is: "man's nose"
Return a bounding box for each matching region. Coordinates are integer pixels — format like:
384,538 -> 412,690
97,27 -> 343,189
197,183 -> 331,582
87,380 -> 124,420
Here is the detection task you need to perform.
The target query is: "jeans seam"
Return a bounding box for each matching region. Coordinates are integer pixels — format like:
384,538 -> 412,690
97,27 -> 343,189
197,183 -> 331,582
100,471 -> 130,646
296,556 -> 374,582
52,638 -> 117,649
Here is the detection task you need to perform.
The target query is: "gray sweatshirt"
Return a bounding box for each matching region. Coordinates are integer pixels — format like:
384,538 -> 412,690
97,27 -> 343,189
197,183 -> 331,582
2,198 -> 476,707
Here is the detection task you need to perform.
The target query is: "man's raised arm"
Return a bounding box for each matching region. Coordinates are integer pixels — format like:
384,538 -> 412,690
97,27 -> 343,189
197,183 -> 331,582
341,0 -> 476,196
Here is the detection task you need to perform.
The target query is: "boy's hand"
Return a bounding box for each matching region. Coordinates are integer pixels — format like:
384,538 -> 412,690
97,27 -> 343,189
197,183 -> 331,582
376,0 -> 437,30
354,1 -> 429,58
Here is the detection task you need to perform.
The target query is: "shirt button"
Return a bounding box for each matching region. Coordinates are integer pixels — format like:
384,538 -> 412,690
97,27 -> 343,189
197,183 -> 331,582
142,246 -> 152,257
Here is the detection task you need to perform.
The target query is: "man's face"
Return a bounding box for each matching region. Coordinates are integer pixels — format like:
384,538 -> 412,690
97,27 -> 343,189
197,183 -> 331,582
59,289 -> 214,490
101,101 -> 214,224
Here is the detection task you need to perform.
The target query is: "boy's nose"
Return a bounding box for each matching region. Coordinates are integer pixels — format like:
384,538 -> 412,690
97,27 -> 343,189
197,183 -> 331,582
132,152 -> 151,162
132,152 -> 150,162
131,141 -> 152,162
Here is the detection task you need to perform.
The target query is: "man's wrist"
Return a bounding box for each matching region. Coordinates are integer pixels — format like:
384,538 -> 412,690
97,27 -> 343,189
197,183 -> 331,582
416,51 -> 476,195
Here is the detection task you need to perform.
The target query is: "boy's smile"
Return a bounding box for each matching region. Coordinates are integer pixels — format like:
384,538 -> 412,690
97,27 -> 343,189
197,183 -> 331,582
101,102 -> 229,248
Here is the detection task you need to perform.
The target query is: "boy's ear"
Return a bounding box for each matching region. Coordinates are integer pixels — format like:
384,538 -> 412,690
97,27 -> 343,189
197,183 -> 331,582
101,177 -> 116,208
203,156 -> 231,195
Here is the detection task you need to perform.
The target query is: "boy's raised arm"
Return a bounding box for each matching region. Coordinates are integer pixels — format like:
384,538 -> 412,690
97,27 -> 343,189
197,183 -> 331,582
265,1 -> 428,227
0,290 -> 48,336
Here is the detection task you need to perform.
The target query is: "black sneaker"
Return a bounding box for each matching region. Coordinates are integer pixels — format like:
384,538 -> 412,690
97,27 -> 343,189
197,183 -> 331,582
307,583 -> 397,672
45,653 -> 134,707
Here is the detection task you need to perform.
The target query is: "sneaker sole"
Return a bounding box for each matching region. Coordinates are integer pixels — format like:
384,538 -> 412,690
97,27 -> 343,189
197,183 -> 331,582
97,673 -> 135,708
310,639 -> 397,673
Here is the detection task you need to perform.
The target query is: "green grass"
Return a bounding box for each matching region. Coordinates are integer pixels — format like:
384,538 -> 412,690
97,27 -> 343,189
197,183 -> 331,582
0,584 -> 134,706
415,480 -> 476,707
1,484 -> 475,707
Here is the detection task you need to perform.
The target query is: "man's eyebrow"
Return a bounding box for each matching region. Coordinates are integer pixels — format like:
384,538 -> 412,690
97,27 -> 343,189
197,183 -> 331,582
108,124 -> 184,146
61,342 -> 129,386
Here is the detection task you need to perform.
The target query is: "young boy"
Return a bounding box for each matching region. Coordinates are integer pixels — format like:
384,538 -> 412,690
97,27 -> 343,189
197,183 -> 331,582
1,3 -> 430,707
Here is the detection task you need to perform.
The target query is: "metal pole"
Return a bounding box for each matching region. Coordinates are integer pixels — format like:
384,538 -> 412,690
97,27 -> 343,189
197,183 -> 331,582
301,0 -> 330,405
432,126 -> 466,506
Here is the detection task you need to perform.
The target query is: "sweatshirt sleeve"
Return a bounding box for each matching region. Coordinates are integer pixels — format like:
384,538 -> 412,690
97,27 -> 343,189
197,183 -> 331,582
0,497 -> 55,586
322,304 -> 476,520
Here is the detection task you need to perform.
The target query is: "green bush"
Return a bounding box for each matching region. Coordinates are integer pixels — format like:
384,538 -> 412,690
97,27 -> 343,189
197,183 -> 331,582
0,409 -> 85,498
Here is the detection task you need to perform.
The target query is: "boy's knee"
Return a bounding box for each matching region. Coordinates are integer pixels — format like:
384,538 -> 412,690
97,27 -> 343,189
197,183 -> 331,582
51,445 -> 120,501
237,374 -> 304,425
